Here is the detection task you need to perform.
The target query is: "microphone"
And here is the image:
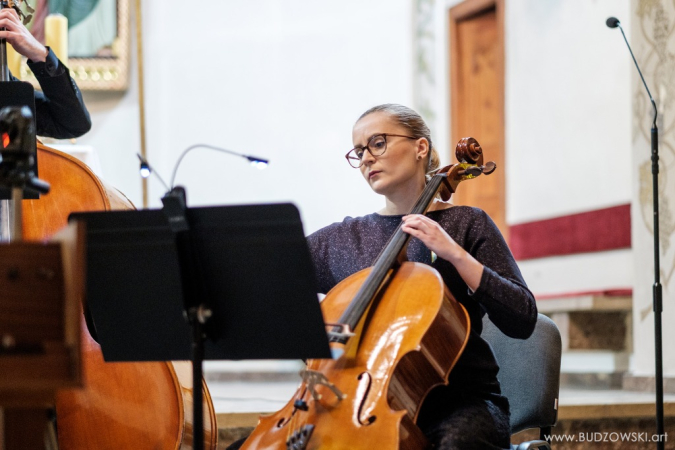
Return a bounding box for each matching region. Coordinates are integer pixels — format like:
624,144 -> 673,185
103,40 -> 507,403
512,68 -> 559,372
605,16 -> 620,28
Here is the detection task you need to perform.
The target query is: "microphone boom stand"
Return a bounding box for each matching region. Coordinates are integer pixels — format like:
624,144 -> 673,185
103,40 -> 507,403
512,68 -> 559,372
607,17 -> 664,450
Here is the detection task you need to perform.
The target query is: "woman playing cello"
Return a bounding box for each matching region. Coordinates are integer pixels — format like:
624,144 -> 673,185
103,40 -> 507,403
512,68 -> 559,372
232,103 -> 537,450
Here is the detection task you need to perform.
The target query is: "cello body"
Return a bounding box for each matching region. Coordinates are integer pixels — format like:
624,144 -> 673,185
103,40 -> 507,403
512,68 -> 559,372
242,263 -> 470,450
23,144 -> 218,449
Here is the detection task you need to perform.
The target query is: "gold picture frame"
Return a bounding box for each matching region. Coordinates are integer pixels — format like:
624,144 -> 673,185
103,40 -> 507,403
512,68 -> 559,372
19,0 -> 131,91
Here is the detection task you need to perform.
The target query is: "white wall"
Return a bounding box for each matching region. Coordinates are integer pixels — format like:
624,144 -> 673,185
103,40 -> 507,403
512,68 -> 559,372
506,0 -> 633,296
78,0 -> 414,236
79,0 -> 633,240
425,0 -> 633,296
517,249 -> 633,297
504,0 -> 633,224
431,1 -> 633,226
71,0 -> 415,375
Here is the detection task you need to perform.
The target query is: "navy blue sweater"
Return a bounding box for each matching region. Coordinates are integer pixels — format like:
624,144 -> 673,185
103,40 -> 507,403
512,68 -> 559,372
307,206 -> 537,399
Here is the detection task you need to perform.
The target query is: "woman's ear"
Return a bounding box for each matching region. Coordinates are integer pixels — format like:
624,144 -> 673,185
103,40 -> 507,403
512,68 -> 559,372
415,138 -> 430,161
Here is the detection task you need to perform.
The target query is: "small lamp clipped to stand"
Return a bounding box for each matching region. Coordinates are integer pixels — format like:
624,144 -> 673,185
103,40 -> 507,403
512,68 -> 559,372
132,144 -> 276,450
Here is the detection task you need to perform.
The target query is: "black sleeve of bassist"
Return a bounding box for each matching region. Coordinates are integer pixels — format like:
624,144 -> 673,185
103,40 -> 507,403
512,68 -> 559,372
22,47 -> 92,139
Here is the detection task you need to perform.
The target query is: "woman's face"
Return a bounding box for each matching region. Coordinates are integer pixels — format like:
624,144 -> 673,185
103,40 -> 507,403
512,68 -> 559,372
351,112 -> 428,198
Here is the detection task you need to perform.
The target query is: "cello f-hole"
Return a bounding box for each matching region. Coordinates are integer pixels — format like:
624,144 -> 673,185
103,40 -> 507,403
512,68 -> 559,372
276,387 -> 310,428
356,372 -> 376,426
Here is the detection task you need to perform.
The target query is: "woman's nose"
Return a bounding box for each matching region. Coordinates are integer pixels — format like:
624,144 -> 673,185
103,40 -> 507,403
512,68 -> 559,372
360,148 -> 376,166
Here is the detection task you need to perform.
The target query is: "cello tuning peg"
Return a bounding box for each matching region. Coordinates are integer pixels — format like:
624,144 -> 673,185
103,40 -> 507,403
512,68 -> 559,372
461,166 -> 483,177
482,161 -> 497,175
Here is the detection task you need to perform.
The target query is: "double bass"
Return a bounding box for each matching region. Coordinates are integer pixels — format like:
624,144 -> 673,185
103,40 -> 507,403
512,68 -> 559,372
27,146 -> 219,449
242,138 -> 495,450
0,1 -> 218,445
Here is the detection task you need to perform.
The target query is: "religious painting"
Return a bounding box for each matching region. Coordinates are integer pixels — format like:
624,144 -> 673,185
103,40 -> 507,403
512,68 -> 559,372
16,0 -> 130,90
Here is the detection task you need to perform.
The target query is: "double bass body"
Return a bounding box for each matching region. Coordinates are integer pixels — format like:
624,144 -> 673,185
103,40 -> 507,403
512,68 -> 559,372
23,145 -> 218,449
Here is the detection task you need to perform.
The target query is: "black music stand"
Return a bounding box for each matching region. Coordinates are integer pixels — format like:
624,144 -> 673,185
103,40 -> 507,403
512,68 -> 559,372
70,202 -> 331,450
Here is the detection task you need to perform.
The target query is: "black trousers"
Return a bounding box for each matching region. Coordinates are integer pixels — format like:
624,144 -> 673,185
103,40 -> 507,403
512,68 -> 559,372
417,390 -> 511,449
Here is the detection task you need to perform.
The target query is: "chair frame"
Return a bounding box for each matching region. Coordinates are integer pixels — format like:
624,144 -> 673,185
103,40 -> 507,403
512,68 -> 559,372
482,313 -> 562,450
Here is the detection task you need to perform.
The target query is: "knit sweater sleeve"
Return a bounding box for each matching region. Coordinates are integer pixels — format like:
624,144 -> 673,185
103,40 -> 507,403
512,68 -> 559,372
464,209 -> 538,339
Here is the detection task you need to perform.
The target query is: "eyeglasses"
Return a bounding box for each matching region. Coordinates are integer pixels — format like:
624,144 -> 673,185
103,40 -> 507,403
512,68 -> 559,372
345,133 -> 417,168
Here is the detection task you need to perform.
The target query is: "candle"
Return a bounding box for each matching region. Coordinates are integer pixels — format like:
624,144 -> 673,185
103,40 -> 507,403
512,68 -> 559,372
7,44 -> 21,77
44,13 -> 68,66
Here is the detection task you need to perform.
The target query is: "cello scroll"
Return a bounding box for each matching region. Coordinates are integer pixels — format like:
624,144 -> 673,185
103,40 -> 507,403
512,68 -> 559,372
437,137 -> 497,201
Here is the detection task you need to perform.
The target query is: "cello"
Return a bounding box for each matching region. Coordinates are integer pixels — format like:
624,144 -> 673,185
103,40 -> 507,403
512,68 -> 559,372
0,1 -> 219,442
241,138 -> 495,450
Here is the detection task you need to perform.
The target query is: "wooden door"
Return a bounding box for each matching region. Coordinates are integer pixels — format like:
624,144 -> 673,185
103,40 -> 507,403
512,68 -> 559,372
449,0 -> 506,239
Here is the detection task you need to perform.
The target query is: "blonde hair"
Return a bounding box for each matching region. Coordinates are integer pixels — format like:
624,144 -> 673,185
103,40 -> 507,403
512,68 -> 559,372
357,104 -> 440,179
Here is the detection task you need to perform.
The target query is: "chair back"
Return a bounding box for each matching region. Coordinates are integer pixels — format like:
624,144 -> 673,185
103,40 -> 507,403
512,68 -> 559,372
482,313 -> 562,434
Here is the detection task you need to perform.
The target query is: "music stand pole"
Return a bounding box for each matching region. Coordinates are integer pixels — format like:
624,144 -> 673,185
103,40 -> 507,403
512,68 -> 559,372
162,186 -> 208,450
188,306 -> 209,450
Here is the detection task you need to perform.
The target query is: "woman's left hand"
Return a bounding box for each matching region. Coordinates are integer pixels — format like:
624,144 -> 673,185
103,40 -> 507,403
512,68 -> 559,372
401,214 -> 484,291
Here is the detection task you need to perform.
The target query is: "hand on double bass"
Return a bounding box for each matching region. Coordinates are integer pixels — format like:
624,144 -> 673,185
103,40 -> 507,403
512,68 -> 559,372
0,8 -> 48,63
401,213 -> 484,292
0,6 -> 91,139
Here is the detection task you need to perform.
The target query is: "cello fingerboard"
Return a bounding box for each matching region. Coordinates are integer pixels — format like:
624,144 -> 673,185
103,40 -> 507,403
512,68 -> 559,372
335,174 -> 448,331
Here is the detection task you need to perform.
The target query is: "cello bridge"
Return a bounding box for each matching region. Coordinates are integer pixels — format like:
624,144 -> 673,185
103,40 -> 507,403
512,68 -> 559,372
299,369 -> 346,402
